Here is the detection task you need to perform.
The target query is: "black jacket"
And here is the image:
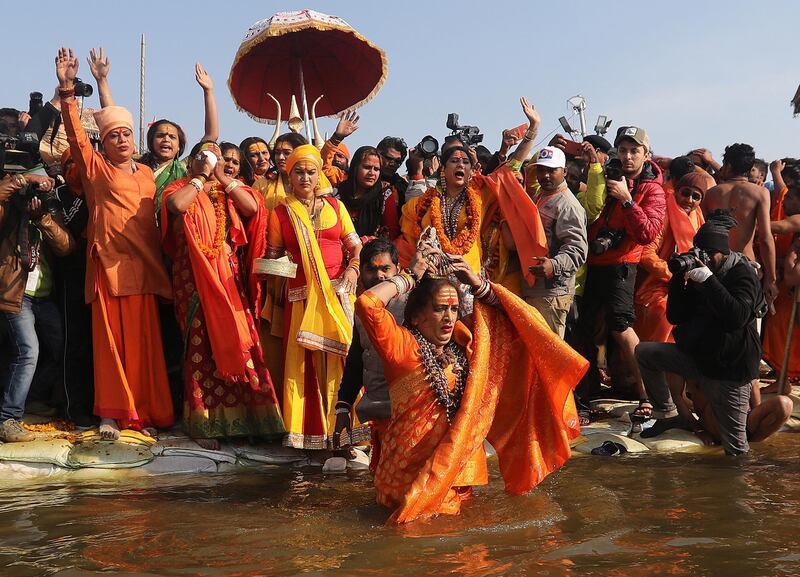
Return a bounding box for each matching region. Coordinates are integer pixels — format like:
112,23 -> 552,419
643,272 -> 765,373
667,255 -> 762,382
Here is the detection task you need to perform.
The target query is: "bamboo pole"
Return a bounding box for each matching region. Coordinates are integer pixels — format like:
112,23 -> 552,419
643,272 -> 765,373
139,34 -> 146,154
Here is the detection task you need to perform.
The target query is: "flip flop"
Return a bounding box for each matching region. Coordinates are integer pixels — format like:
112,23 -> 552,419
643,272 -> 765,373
590,440 -> 628,456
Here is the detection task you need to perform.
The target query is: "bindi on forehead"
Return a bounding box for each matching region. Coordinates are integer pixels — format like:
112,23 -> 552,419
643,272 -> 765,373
435,288 -> 459,306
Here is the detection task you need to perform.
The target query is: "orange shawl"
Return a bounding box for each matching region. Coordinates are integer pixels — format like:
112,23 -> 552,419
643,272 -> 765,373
476,166 -> 548,285
162,178 -> 257,378
356,284 -> 587,524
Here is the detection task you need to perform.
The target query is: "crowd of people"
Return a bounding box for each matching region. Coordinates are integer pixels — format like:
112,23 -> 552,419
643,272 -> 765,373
1,46 -> 798,522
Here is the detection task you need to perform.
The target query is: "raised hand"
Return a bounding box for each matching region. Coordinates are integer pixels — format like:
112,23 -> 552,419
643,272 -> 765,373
447,253 -> 482,289
334,110 -> 360,140
87,47 -> 110,81
195,63 -> 214,91
581,141 -> 599,164
520,97 -> 540,130
55,47 -> 79,88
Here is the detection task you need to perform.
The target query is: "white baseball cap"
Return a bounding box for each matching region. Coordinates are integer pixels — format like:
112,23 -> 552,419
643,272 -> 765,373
535,146 -> 566,169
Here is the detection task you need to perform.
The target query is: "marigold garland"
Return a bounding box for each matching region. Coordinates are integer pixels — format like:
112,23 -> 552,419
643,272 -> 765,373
413,185 -> 481,254
194,182 -> 227,259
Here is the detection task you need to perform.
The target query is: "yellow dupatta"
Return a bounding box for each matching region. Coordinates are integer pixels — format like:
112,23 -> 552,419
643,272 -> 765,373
284,194 -> 353,356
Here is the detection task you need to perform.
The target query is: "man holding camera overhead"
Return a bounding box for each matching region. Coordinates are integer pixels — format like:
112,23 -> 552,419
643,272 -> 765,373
576,127 -> 666,413
0,170 -> 75,442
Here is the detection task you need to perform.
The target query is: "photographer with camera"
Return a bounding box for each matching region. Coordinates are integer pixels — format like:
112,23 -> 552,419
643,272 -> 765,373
575,126 -> 666,413
0,171 -> 75,442
634,210 -> 778,455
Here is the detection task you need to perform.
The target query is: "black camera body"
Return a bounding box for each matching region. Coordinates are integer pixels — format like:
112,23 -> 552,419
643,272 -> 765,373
1,134 -> 38,177
668,247 -> 710,276
605,158 -> 624,181
590,226 -> 626,256
446,113 -> 483,146
74,78 -> 93,98
415,135 -> 439,159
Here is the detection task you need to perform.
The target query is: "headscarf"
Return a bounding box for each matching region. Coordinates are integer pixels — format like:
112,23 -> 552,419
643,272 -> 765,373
285,144 -> 322,175
694,209 -> 738,255
93,106 -> 134,142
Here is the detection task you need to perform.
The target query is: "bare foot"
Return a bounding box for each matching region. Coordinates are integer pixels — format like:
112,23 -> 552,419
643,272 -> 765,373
141,427 -> 158,438
195,438 -> 220,451
99,418 -> 120,441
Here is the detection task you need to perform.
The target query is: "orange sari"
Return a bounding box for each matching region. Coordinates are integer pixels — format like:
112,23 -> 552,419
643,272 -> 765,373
355,285 -> 588,524
763,187 -> 800,376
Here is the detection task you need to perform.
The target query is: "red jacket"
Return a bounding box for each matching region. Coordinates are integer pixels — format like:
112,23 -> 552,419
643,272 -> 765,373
588,160 -> 666,266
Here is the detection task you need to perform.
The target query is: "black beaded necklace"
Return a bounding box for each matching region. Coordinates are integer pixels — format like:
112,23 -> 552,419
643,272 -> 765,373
410,327 -> 469,422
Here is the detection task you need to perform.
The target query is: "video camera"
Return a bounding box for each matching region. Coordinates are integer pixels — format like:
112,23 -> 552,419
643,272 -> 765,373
1,133 -> 39,176
446,113 -> 483,147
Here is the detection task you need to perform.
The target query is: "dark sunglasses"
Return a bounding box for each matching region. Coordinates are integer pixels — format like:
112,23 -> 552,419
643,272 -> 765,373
679,188 -> 702,201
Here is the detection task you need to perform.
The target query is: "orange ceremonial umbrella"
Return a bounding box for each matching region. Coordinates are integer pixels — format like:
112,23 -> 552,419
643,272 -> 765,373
229,9 -> 388,132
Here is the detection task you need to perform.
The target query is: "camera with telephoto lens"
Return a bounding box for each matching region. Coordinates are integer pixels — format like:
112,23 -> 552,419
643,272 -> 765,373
415,135 -> 439,159
446,113 -> 483,147
605,158 -> 624,181
668,247 -> 710,276
590,226 -> 626,256
73,78 -> 93,98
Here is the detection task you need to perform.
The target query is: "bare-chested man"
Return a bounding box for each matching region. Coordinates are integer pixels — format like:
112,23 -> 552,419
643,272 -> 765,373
702,143 -> 778,306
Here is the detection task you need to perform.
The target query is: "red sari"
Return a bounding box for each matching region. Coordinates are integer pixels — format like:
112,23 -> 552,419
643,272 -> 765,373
162,179 -> 284,439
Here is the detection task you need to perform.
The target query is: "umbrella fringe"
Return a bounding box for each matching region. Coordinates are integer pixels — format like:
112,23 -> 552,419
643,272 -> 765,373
227,18 -> 389,122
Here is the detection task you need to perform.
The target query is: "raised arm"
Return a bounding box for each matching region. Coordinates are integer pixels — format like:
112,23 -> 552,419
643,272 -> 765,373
57,48 -> 96,180
508,97 -> 540,164
195,63 -> 218,142
756,186 -> 778,306
87,47 -> 115,108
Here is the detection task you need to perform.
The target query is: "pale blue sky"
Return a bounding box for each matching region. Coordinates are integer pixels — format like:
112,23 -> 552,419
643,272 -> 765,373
3,1 -> 798,163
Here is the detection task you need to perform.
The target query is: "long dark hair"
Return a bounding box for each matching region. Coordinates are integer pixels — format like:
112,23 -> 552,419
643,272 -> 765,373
338,146 -> 389,237
239,136 -> 269,185
139,119 -> 187,170
404,276 -> 461,328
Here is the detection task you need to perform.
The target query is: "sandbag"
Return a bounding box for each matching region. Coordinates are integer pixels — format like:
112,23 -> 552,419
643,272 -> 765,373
0,439 -> 73,467
66,440 -> 154,469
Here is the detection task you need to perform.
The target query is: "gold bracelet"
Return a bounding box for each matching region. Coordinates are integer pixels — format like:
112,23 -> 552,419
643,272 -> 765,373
225,179 -> 242,193
189,178 -> 204,192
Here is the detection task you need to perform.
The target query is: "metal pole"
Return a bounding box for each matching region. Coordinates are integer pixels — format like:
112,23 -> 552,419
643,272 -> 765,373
139,33 -> 146,154
576,101 -> 587,137
298,60 -> 311,138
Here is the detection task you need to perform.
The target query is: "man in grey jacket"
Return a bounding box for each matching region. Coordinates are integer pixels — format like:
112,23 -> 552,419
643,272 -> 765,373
524,146 -> 588,337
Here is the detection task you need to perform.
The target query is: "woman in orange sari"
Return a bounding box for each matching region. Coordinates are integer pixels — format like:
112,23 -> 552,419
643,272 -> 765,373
634,172 -> 707,343
265,144 -> 361,450
162,142 -> 284,448
355,250 -> 588,524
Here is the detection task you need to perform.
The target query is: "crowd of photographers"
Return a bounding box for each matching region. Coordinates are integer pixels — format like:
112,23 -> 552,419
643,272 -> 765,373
1,62 -> 798,455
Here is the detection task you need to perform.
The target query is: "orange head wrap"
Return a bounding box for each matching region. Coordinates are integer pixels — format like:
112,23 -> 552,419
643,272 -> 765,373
93,106 -> 134,142
285,144 -> 323,175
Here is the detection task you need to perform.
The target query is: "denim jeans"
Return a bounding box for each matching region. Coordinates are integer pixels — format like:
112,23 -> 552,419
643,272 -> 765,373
0,295 -> 64,421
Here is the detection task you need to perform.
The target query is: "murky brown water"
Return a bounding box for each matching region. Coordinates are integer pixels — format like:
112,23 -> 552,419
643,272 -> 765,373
1,433 -> 798,577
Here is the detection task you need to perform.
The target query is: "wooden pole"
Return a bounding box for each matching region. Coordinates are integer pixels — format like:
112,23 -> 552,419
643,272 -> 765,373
777,287 -> 800,394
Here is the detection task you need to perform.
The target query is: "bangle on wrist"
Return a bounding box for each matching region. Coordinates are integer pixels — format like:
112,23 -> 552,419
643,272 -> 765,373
225,179 -> 241,193
189,178 -> 204,192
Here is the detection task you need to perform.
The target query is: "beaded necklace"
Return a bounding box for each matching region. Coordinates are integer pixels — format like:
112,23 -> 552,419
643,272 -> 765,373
411,327 -> 469,423
441,188 -> 467,240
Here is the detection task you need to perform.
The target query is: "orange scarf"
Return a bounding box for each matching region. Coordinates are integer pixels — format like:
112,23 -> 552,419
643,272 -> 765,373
476,165 -> 548,285
666,192 -> 704,253
163,178 -> 254,378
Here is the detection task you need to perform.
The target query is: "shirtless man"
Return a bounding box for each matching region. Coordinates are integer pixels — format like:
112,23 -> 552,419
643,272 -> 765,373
702,143 -> 778,306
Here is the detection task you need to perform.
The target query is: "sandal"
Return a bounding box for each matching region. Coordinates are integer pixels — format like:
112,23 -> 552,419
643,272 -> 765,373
630,399 -> 653,421
591,440 -> 628,456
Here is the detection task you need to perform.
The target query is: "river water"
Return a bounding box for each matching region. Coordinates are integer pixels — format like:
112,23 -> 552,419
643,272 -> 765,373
1,433 -> 798,577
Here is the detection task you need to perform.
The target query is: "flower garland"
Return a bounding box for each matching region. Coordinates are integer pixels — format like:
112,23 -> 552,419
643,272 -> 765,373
193,182 -> 227,259
413,184 -> 481,255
